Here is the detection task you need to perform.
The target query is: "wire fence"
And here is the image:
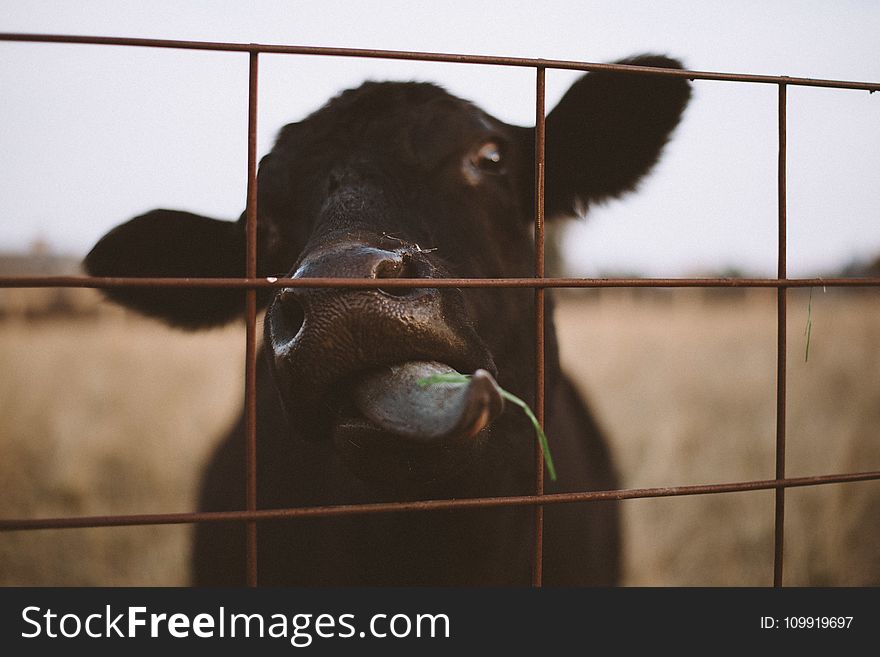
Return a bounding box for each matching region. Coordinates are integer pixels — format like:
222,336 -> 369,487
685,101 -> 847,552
2,33 -> 880,588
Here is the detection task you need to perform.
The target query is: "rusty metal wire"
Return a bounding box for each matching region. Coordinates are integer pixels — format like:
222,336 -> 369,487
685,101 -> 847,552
2,471 -> 878,532
244,51 -> 260,587
2,32 -> 879,589
532,67 -> 547,586
774,84 -> 788,587
2,276 -> 880,289
2,33 -> 880,92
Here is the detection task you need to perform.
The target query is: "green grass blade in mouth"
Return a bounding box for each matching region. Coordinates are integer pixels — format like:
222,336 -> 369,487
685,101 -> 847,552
418,373 -> 558,481
804,286 -> 814,363
497,388 -> 557,482
416,373 -> 472,386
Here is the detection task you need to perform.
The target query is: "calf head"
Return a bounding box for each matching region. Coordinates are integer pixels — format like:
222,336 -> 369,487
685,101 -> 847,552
85,55 -> 690,490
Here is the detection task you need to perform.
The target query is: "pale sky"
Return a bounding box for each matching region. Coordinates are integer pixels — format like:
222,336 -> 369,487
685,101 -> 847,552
1,1 -> 878,277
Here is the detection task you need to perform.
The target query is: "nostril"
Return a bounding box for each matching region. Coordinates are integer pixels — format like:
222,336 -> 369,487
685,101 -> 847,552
269,291 -> 305,348
376,254 -> 422,298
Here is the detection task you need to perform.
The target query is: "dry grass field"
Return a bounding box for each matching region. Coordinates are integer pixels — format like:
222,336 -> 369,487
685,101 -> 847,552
0,312 -> 244,585
557,289 -> 880,586
1,289 -> 878,586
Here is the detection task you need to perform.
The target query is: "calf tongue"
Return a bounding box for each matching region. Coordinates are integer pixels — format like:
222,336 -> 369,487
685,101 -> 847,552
351,361 -> 504,443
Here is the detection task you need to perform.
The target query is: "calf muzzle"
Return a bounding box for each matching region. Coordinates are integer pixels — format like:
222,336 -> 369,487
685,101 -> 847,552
264,239 -> 499,462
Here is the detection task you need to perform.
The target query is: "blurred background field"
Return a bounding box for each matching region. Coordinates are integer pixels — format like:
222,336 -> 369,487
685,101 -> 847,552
1,280 -> 877,586
556,288 -> 880,585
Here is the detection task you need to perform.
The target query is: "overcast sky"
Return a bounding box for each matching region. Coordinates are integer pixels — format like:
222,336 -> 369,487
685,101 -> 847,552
1,1 -> 878,276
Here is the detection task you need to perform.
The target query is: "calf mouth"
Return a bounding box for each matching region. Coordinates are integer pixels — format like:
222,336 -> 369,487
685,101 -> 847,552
329,360 -> 505,489
344,361 -> 502,442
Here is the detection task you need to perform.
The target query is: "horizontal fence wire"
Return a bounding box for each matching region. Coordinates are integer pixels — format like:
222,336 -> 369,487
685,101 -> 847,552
2,471 -> 879,532
2,276 -> 880,289
2,32 -> 879,587
2,33 -> 880,92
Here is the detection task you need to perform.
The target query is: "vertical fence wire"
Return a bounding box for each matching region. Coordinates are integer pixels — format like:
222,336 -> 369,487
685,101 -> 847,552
774,82 -> 788,587
245,51 -> 260,587
532,66 -> 547,587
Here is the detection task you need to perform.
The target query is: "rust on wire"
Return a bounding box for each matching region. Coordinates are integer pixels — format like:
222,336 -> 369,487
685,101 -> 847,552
532,66 -> 547,587
2,33 -> 880,92
3,275 -> 880,289
774,82 -> 788,587
244,50 -> 260,587
3,470 -> 879,533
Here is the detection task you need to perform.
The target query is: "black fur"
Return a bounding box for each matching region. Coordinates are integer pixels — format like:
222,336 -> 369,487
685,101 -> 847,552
85,209 -> 246,329
84,57 -> 690,585
545,55 -> 691,216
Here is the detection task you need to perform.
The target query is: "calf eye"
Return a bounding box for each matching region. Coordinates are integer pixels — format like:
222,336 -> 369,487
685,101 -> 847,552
472,141 -> 505,174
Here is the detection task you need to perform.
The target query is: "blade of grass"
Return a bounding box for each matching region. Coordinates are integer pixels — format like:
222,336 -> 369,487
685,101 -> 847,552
417,373 -> 471,386
418,373 -> 557,481
498,388 -> 557,482
804,282 -> 829,364
804,286 -> 813,363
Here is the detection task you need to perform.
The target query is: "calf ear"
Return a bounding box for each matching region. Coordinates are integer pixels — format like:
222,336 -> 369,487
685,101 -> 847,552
84,209 -> 247,329
544,55 -> 691,218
